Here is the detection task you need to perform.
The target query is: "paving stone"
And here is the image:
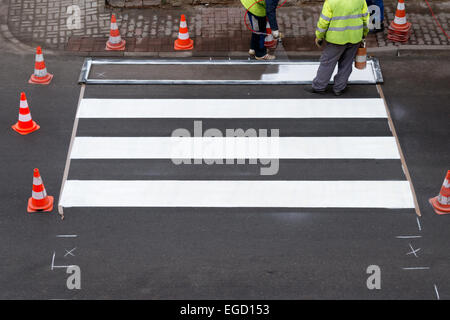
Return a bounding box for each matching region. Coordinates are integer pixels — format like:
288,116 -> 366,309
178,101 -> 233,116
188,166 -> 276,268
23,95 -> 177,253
5,1 -> 450,52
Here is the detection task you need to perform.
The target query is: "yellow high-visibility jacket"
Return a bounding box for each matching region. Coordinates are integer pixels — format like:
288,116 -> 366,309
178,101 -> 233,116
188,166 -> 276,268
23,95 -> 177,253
241,0 -> 266,17
315,0 -> 369,45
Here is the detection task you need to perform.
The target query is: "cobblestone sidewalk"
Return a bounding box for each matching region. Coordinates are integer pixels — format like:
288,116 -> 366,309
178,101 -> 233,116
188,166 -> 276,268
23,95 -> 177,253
4,0 -> 450,53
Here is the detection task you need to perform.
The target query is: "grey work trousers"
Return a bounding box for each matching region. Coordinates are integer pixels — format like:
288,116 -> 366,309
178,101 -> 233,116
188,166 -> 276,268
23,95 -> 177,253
312,42 -> 360,92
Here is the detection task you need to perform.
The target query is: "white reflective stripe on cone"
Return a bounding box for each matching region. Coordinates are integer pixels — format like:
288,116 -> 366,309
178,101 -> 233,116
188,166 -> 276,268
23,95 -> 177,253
180,21 -> 187,28
109,35 -> 122,44
20,100 -> 28,108
32,191 -> 45,200
19,113 -> 32,122
443,179 -> 450,188
35,54 -> 44,62
178,32 -> 189,40
34,68 -> 48,77
394,16 -> 407,25
397,3 -> 405,10
355,55 -> 366,63
111,22 -> 118,29
438,195 -> 449,205
33,177 -> 42,185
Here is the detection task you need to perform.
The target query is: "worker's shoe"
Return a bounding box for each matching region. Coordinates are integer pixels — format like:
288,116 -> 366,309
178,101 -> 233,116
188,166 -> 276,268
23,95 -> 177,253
249,49 -> 256,58
304,86 -> 326,94
255,54 -> 276,60
333,87 -> 348,96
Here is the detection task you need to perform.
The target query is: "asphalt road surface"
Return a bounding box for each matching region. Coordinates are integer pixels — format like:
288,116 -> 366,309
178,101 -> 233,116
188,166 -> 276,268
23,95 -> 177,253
0,52 -> 448,299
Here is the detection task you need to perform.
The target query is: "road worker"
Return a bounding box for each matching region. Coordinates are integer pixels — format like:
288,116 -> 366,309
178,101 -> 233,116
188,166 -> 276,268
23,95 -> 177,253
241,0 -> 281,60
309,0 -> 369,96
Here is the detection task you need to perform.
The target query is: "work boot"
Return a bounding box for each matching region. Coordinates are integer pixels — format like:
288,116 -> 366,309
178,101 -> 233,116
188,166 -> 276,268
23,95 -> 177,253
249,49 -> 256,59
255,54 -> 276,60
333,87 -> 348,96
304,86 -> 326,94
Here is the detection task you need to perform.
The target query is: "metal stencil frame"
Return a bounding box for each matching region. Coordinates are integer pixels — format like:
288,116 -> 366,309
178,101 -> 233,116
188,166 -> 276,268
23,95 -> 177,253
78,58 -> 384,85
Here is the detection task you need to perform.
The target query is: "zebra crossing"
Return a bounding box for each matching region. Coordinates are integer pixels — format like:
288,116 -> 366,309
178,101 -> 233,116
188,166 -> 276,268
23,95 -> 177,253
59,94 -> 416,210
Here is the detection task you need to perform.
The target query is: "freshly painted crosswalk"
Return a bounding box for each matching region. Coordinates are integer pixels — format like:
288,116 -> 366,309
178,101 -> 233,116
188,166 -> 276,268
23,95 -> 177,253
60,180 -> 414,208
77,99 -> 388,119
60,97 -> 415,210
70,137 -> 401,159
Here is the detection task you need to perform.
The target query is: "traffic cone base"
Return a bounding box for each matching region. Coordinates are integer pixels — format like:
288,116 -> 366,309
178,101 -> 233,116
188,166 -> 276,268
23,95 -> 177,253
29,73 -> 53,85
429,197 -> 450,215
28,195 -> 53,212
388,22 -> 411,33
12,121 -> 40,135
429,170 -> 450,215
174,38 -> 194,50
106,39 -> 126,51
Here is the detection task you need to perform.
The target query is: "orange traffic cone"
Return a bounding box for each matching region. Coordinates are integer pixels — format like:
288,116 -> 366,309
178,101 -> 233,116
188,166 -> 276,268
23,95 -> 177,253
106,14 -> 126,51
387,0 -> 412,42
264,19 -> 277,48
29,46 -> 53,85
355,41 -> 367,70
28,168 -> 54,213
429,170 -> 450,215
12,92 -> 40,135
174,14 -> 194,50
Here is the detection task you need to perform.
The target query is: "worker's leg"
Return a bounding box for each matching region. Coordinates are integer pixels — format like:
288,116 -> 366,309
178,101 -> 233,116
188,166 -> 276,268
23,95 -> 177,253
312,43 -> 345,91
333,43 -> 359,93
248,13 -> 257,52
248,13 -> 267,58
248,12 -> 267,57
255,15 -> 268,57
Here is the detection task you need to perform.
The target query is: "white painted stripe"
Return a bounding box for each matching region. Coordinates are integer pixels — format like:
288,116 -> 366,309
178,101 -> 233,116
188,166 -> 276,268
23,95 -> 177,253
178,32 -> 189,40
180,21 -> 187,28
35,54 -> 44,62
20,100 -> 28,108
34,68 -> 47,77
32,190 -> 45,200
70,137 -> 401,159
109,35 -> 122,43
434,284 -> 440,300
77,99 -> 388,119
395,235 -> 422,239
19,113 -> 32,122
438,195 -> 449,205
355,55 -> 366,63
33,177 -> 42,185
397,3 -> 405,10
59,180 -> 415,208
394,16 -> 407,25
261,61 -> 377,83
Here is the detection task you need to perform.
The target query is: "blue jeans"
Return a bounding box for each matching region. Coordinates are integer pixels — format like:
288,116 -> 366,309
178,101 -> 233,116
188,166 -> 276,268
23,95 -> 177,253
248,12 -> 267,57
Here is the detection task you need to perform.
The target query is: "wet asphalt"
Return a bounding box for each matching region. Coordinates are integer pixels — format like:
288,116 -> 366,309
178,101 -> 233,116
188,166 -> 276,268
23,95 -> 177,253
0,52 -> 448,299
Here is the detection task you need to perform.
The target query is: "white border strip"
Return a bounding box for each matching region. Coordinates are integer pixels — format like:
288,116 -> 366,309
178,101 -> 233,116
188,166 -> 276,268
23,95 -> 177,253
60,180 -> 415,208
70,137 -> 401,159
77,98 -> 388,119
